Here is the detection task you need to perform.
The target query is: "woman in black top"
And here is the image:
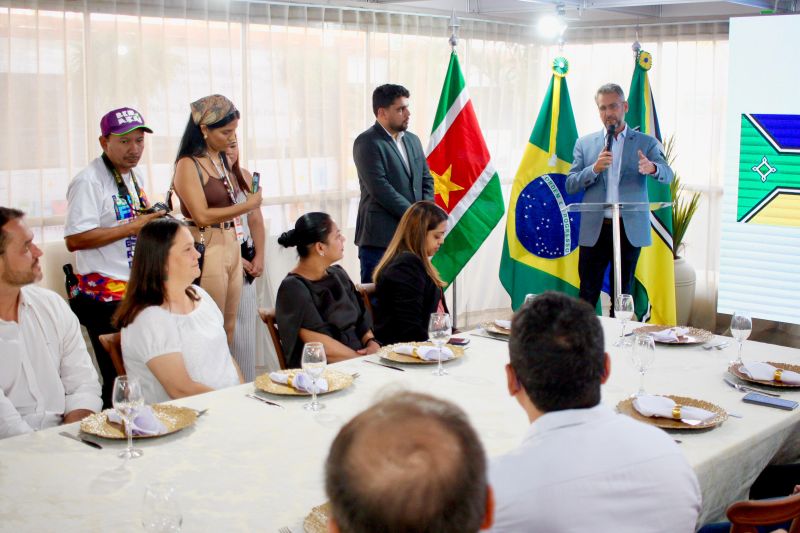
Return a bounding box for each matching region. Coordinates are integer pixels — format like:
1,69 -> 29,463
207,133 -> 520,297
275,212 -> 380,368
373,201 -> 448,345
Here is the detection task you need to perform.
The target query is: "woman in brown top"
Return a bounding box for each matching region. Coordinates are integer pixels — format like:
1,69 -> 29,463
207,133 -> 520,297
173,94 -> 262,345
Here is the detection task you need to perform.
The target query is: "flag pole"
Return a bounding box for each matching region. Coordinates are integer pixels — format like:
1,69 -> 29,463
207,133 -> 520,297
448,10 -> 460,330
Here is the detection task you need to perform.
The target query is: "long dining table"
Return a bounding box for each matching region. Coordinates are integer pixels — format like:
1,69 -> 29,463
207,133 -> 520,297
2,317 -> 800,532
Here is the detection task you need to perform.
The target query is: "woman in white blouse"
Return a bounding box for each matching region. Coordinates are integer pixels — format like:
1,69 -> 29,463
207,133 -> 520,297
114,217 -> 243,403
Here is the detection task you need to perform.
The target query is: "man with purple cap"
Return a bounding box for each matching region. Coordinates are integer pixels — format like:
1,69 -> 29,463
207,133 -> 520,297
64,106 -> 166,407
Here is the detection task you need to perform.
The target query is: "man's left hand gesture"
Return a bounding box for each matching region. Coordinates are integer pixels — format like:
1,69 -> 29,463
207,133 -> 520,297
638,150 -> 657,175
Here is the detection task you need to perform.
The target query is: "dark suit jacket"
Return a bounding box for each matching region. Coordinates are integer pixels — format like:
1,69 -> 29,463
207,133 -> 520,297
353,122 -> 434,248
373,252 -> 447,345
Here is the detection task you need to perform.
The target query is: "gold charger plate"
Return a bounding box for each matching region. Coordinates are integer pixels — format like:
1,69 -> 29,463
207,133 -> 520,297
254,369 -> 353,396
379,342 -> 466,365
481,321 -> 511,336
617,395 -> 728,430
80,404 -> 197,440
729,361 -> 800,389
303,502 -> 331,533
632,325 -> 714,345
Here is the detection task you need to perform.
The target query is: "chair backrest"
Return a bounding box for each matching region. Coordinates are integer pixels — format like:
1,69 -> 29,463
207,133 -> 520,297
98,332 -> 125,377
357,283 -> 376,319
258,307 -> 287,370
727,492 -> 800,533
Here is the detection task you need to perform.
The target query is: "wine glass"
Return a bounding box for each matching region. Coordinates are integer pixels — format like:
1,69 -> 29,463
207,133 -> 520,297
630,334 -> 656,397
112,375 -> 144,459
614,294 -> 635,347
731,311 -> 752,365
142,483 -> 182,533
428,313 -> 452,377
301,342 -> 327,412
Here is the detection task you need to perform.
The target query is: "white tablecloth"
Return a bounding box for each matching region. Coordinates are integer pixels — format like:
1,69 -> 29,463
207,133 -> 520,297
1,318 -> 800,531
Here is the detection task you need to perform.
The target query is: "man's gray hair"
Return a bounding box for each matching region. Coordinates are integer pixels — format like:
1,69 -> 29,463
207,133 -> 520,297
595,83 -> 625,102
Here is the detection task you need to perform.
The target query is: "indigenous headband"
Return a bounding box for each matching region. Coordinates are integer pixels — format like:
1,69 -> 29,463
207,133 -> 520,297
190,94 -> 236,126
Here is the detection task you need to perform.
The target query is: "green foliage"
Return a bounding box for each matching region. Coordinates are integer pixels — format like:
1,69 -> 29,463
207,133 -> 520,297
665,136 -> 702,259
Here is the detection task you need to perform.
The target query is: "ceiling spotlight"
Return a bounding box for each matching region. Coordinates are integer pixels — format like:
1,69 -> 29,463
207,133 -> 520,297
537,13 -> 567,40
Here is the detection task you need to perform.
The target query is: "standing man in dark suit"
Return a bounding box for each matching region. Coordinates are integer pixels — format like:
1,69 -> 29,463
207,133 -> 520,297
566,83 -> 673,310
353,84 -> 434,283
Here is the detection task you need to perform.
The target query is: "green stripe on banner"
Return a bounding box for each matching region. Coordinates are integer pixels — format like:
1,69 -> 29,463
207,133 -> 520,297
431,52 -> 464,134
432,174 -> 505,283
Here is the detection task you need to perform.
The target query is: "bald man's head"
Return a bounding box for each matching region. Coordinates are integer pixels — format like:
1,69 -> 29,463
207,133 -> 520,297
325,392 -> 490,533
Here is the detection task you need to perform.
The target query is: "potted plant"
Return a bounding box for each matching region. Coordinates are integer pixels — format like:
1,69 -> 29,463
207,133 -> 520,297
665,136 -> 702,325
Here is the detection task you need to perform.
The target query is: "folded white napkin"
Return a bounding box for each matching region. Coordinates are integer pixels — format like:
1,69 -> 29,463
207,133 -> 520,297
107,405 -> 168,436
494,319 -> 511,330
633,394 -> 716,422
649,327 -> 690,343
394,345 -> 454,361
269,372 -> 329,393
741,362 -> 800,385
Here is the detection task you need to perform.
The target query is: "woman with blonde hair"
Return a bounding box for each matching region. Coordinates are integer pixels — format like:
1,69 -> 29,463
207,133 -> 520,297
372,201 -> 448,345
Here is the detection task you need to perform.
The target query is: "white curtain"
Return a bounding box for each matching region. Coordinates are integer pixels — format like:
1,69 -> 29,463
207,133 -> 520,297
2,2 -> 729,336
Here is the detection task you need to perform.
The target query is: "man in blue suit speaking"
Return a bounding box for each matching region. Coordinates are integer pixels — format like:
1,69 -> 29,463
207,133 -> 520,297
566,83 -> 673,311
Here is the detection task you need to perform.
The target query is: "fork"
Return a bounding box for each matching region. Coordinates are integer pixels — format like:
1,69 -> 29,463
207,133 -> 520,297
278,527 -> 292,533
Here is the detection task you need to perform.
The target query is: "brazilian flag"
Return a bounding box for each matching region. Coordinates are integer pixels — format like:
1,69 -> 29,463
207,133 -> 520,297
499,57 -> 581,310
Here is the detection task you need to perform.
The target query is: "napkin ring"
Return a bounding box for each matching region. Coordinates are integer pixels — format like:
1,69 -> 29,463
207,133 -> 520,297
775,369 -> 784,383
672,405 -> 682,419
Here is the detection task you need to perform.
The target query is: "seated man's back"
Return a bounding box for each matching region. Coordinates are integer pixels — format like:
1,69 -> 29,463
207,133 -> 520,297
491,404 -> 700,532
490,292 -> 700,533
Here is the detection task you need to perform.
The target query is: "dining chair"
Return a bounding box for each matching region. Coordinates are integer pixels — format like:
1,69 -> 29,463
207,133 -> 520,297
98,332 -> 126,377
258,307 -> 287,370
726,491 -> 800,533
356,282 -> 376,319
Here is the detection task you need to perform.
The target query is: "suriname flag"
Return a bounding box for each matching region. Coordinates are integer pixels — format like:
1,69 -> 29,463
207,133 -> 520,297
499,56 -> 582,310
737,113 -> 800,228
428,50 -> 505,285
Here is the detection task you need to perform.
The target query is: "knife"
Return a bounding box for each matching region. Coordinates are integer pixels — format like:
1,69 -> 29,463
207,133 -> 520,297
245,393 -> 284,408
723,377 -> 781,397
59,431 -> 103,450
364,359 -> 405,371
470,332 -> 509,342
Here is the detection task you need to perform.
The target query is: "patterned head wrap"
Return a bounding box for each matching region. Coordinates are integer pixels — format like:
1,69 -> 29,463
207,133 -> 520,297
190,94 -> 237,126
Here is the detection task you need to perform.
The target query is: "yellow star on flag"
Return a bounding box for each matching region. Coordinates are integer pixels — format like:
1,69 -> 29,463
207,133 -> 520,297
431,164 -> 464,208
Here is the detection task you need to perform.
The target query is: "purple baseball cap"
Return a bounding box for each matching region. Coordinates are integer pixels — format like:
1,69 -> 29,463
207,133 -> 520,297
100,107 -> 153,136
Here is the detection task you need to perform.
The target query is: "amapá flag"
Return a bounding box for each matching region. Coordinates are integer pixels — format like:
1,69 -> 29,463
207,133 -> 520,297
627,49 -> 677,325
428,50 -> 505,285
499,57 -> 582,309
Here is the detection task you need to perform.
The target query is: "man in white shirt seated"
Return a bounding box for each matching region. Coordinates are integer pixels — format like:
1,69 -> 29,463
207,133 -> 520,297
489,292 -> 701,533
0,207 -> 102,439
325,392 -> 494,532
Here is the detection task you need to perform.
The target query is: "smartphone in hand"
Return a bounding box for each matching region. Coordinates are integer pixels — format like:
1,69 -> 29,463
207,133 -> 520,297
251,172 -> 261,193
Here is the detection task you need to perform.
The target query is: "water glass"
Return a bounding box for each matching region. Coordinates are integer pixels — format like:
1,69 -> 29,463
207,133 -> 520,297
142,483 -> 182,533
731,311 -> 752,365
630,334 -> 656,397
301,342 -> 327,411
614,294 -> 635,347
112,376 -> 144,459
428,313 -> 452,377
524,293 -> 538,305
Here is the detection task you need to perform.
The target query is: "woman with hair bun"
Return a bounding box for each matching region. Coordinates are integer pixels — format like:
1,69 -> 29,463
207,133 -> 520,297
275,213 -> 379,368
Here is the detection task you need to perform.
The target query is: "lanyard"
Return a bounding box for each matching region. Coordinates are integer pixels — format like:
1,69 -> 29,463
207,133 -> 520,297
207,153 -> 239,205
101,153 -> 148,212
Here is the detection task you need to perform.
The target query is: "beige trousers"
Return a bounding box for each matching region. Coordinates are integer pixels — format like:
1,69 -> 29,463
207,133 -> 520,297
189,225 -> 242,347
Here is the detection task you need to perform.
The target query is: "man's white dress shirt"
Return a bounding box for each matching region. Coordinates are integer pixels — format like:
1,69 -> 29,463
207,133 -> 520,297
380,124 -> 410,172
0,286 -> 102,439
489,404 -> 701,533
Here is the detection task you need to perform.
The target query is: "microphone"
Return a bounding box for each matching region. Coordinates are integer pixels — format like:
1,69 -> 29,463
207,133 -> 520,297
605,124 -> 616,152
